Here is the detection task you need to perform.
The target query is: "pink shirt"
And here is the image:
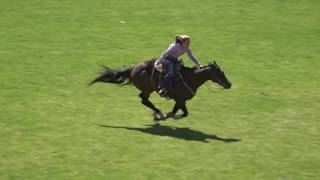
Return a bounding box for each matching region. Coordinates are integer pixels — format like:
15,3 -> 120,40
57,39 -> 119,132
156,43 -> 201,66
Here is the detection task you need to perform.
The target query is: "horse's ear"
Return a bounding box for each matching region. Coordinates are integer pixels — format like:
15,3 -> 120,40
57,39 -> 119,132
213,60 -> 221,68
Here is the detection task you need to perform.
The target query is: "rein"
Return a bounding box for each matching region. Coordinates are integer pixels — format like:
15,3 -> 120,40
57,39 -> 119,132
205,82 -> 224,93
180,75 -> 196,96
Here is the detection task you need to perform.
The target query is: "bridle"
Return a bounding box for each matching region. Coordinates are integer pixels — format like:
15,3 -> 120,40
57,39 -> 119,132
205,63 -> 226,93
205,82 -> 224,93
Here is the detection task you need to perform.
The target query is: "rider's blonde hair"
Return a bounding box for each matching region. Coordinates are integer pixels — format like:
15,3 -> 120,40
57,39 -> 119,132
175,35 -> 190,47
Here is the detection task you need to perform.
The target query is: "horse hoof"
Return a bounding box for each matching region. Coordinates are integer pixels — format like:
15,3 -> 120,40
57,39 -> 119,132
182,113 -> 188,117
153,112 -> 164,121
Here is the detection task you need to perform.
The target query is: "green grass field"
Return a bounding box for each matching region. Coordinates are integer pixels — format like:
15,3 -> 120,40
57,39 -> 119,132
1,0 -> 319,179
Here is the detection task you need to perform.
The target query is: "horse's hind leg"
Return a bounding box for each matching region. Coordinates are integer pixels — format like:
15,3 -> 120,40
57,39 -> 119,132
139,92 -> 159,113
139,92 -> 164,120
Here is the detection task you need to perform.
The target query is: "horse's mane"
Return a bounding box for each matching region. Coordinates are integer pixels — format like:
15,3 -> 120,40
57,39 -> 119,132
181,65 -> 197,72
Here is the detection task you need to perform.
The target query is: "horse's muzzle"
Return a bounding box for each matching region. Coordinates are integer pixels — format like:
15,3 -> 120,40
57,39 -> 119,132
224,83 -> 232,89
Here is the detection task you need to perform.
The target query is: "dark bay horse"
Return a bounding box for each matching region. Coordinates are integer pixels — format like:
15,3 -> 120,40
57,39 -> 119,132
90,59 -> 231,120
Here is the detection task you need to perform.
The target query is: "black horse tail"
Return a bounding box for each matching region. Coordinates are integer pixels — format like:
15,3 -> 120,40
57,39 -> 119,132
89,65 -> 133,86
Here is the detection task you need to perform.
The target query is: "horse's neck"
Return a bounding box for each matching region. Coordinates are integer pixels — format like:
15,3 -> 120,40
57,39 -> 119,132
187,68 -> 211,90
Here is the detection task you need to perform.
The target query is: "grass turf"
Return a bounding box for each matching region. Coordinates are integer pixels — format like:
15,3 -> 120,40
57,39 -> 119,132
0,0 -> 319,179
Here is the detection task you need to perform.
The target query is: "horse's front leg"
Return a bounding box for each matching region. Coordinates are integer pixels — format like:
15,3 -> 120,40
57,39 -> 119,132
166,101 -> 188,118
166,103 -> 179,117
180,102 -> 189,117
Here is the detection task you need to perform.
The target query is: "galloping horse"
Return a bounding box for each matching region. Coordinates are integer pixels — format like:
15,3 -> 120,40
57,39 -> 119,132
90,59 -> 231,120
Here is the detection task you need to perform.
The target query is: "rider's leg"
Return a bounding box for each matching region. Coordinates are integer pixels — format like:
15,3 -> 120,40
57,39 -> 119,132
159,60 -> 174,93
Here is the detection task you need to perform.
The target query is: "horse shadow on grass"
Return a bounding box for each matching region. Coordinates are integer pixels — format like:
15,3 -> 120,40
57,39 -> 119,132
99,123 -> 241,143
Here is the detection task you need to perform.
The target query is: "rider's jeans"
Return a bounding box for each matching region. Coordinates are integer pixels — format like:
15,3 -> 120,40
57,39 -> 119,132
159,59 -> 174,90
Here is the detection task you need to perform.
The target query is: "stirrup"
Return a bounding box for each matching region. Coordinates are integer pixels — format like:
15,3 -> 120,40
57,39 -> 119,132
158,89 -> 166,96
158,89 -> 170,99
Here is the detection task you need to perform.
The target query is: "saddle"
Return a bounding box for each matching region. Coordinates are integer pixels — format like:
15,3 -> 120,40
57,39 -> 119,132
160,59 -> 185,99
146,59 -> 195,99
147,58 -> 185,92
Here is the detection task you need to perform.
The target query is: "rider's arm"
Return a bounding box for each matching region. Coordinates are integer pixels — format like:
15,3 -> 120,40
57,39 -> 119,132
156,43 -> 176,65
187,48 -> 201,67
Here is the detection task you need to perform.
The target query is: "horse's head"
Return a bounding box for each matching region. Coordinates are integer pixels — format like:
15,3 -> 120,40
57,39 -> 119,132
207,61 -> 232,89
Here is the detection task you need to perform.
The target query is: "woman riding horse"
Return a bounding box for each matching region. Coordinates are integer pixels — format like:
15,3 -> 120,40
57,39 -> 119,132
90,36 -> 232,120
156,35 -> 202,96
